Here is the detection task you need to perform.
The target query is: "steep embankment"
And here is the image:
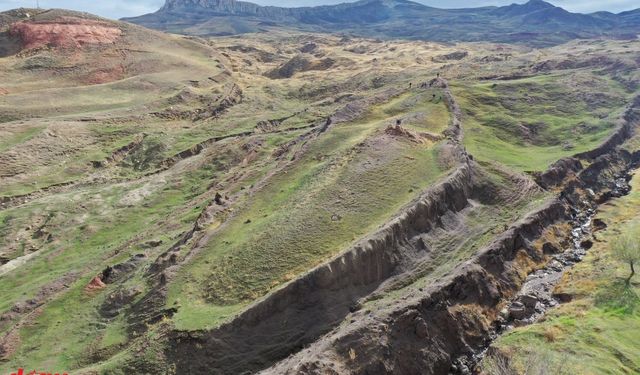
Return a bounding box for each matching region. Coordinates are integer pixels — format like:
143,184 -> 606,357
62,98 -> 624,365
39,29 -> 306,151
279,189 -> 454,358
110,79 -> 465,374
154,79 -> 545,374
258,91 -> 640,375
480,97 -> 640,374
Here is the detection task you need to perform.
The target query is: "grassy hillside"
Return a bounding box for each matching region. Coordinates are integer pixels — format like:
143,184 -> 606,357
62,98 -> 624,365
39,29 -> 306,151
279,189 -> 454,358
0,9 -> 638,373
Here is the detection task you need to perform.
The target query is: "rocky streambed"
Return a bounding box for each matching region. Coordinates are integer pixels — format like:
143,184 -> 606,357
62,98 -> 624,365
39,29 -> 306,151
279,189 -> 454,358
451,173 -> 634,375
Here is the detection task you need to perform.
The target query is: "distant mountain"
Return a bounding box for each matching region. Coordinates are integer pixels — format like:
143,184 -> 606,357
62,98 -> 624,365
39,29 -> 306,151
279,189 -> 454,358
123,0 -> 640,46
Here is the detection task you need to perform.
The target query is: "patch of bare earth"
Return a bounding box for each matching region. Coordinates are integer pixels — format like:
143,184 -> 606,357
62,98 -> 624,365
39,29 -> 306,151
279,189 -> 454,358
9,17 -> 122,51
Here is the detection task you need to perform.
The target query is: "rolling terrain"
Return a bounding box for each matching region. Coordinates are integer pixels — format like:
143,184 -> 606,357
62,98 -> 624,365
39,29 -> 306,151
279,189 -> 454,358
0,4 -> 639,375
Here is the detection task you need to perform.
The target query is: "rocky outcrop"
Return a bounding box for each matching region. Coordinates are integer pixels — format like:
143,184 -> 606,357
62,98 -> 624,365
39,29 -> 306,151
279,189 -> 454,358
262,200 -> 567,375
9,17 -> 122,51
265,55 -> 335,79
162,0 -> 272,16
533,157 -> 582,189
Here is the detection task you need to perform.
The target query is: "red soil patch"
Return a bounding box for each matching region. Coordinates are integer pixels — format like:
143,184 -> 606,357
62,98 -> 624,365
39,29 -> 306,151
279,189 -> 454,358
86,65 -> 126,85
9,17 -> 122,51
85,275 -> 106,292
0,88 -> 8,95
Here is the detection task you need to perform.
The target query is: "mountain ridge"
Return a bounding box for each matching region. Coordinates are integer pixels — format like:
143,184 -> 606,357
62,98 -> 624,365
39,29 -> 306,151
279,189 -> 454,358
123,0 -> 640,46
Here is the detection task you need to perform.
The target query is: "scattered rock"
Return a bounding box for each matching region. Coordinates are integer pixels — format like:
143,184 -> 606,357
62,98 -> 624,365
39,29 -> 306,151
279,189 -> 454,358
508,302 -> 527,320
101,254 -> 146,284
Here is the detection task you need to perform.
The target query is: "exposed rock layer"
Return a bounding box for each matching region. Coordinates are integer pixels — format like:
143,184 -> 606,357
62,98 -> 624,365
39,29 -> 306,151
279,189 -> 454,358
9,17 -> 122,50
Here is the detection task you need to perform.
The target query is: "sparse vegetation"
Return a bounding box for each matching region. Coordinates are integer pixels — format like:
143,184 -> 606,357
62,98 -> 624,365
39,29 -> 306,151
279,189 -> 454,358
483,348 -> 571,375
612,222 -> 640,285
487,171 -> 640,374
0,5 -> 639,375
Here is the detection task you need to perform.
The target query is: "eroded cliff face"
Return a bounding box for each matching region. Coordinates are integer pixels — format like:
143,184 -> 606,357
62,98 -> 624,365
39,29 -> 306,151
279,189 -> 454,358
257,97 -> 640,375
166,163 -> 478,373
162,80 -> 473,374
161,0 -> 266,15
146,79 -> 640,375
9,18 -> 122,50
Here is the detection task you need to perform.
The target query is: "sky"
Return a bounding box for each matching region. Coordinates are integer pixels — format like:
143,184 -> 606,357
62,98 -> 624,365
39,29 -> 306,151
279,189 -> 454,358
0,0 -> 638,20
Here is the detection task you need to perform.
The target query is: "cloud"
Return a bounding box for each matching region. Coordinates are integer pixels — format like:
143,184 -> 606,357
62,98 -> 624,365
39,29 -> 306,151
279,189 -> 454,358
0,0 -> 637,19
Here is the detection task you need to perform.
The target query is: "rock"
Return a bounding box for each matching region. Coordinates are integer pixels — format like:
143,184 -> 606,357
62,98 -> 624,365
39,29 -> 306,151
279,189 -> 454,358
592,218 -> 607,231
580,239 -> 594,250
512,319 -> 529,327
509,302 -> 527,320
141,240 -> 163,248
214,192 -> 224,205
553,292 -> 573,303
9,18 -> 122,51
414,318 -> 429,338
85,276 -> 106,292
500,308 -> 509,319
520,294 -> 539,308
542,242 -> 560,254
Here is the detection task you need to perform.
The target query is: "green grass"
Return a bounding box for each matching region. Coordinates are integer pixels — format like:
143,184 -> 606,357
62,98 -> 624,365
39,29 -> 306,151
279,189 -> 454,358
0,156 -> 223,372
456,74 -> 628,172
489,171 -> 640,374
365,164 -> 551,307
0,125 -> 43,153
167,91 -> 451,330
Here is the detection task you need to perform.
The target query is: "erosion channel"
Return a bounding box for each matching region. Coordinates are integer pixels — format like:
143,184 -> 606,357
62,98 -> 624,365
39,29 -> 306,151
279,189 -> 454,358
156,86 -> 640,375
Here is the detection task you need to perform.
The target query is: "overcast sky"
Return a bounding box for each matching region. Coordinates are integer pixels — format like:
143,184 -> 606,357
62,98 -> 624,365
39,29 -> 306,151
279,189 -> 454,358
0,0 -> 637,19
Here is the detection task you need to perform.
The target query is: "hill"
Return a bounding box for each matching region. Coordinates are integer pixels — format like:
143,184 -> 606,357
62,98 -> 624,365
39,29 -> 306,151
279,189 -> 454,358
123,0 -> 640,46
1,6 -> 640,375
